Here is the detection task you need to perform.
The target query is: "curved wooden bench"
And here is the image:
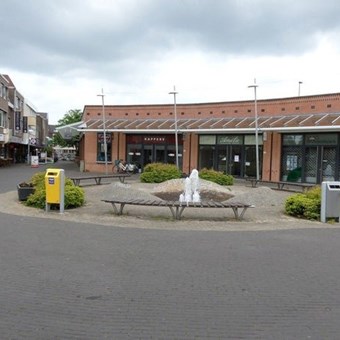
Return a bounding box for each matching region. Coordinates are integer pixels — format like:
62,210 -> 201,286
102,198 -> 254,220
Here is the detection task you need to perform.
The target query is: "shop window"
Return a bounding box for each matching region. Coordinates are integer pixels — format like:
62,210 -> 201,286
199,135 -> 216,145
244,135 -> 263,145
0,109 -> 4,127
305,133 -> 337,145
282,135 -> 303,146
199,145 -> 215,169
281,147 -> 303,182
97,133 -> 112,162
127,144 -> 142,170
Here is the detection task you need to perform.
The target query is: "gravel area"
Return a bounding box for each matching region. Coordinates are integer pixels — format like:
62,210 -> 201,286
102,181 -> 288,208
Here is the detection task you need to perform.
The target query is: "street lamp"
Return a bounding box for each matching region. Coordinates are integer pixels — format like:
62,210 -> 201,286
27,136 -> 30,165
169,86 -> 179,168
97,88 -> 108,174
298,81 -> 303,96
248,82 -> 260,180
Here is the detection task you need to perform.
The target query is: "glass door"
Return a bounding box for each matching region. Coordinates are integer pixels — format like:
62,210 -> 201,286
155,145 -> 165,163
244,146 -> 256,178
217,145 -> 242,176
230,145 -> 242,177
305,147 -> 318,183
143,145 -> 153,166
321,147 -> 336,181
305,146 -> 336,183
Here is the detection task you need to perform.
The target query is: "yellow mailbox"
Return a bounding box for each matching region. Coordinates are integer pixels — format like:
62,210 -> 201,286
45,169 -> 65,212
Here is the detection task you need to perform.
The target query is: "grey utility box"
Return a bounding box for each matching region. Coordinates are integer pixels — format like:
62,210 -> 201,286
321,181 -> 340,223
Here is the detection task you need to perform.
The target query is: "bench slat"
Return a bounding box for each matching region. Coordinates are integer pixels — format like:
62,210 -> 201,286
102,199 -> 253,220
70,173 -> 130,186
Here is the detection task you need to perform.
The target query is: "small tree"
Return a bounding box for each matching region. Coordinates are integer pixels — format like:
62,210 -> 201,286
51,109 -> 82,151
57,109 -> 82,126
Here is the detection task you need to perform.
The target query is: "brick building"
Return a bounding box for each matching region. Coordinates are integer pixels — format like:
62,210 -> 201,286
77,92 -> 340,184
0,74 -> 49,163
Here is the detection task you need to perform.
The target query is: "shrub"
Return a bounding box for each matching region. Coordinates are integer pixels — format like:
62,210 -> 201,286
140,163 -> 182,183
25,186 -> 47,209
284,186 -> 321,220
64,185 -> 85,208
24,172 -> 85,209
30,172 -> 46,188
199,168 -> 234,186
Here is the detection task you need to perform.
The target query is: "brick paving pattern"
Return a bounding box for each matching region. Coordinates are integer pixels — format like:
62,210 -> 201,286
1,163 -> 340,339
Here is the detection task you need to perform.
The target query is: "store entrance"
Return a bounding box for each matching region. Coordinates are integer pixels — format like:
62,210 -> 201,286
216,145 -> 242,176
126,134 -> 183,170
305,146 -> 336,184
143,145 -> 167,165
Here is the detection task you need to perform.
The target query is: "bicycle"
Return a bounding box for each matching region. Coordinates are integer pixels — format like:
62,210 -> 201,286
112,159 -> 125,173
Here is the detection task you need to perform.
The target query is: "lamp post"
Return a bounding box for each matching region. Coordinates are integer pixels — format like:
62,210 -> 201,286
169,86 -> 179,168
97,88 -> 108,174
27,137 -> 30,165
298,81 -> 303,96
248,82 -> 260,180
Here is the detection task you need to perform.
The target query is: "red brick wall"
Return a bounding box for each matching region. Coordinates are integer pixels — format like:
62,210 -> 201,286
81,93 -> 340,174
262,132 -> 272,181
83,93 -> 340,121
270,133 -> 282,182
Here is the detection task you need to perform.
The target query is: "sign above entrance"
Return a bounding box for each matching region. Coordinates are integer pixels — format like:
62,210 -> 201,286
144,137 -> 166,143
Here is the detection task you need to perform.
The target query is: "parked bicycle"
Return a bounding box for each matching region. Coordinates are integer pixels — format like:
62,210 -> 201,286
112,159 -> 139,174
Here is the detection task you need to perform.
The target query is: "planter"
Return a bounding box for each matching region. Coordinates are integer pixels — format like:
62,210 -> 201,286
17,184 -> 35,201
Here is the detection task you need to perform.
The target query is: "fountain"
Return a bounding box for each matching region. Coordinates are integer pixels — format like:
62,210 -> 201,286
179,169 -> 201,204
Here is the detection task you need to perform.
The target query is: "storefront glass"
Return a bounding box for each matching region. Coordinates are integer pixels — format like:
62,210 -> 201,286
126,134 -> 183,170
281,133 -> 338,183
96,133 -> 112,162
199,134 -> 262,177
199,145 -> 215,169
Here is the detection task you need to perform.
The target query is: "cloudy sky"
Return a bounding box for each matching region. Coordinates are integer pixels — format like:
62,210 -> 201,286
1,0 -> 340,124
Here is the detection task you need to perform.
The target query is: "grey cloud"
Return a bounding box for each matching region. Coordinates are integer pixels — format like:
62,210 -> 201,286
1,0 -> 340,77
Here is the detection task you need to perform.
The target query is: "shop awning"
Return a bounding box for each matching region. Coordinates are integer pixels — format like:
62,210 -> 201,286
56,121 -> 86,140
76,112 -> 340,134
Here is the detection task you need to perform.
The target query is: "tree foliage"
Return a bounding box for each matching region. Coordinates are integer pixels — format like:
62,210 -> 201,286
57,109 -> 82,126
50,109 -> 82,148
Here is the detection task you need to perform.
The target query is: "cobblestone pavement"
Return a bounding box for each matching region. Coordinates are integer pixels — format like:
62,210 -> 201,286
1,163 -> 340,339
1,212 -> 340,339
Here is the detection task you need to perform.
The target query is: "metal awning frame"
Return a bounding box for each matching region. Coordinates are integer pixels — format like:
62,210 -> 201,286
71,112 -> 340,135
